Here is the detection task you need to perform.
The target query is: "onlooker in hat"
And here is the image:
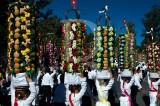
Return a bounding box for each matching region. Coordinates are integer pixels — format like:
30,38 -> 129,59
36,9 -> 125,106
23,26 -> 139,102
95,70 -> 114,106
119,69 -> 134,106
41,66 -> 53,106
148,72 -> 160,106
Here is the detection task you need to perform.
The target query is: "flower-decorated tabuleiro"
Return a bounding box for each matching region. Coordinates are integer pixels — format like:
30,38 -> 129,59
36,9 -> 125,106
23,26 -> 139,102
94,25 -> 116,70
61,20 -> 87,73
8,2 -> 36,76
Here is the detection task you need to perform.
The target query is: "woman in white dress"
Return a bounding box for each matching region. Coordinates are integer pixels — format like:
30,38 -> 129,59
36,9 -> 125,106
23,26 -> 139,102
95,70 -> 114,106
148,72 -> 160,106
11,73 -> 36,106
119,69 -> 134,106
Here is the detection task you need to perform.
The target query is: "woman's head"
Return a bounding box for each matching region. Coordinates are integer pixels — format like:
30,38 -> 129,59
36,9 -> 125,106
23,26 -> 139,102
15,86 -> 30,100
69,84 -> 81,94
150,78 -> 159,82
122,77 -> 131,83
99,79 -> 109,86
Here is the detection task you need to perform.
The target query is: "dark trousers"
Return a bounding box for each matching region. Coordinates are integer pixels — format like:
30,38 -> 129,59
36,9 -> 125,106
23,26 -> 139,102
54,102 -> 66,106
131,85 -> 138,104
82,96 -> 92,106
88,79 -> 97,96
42,85 -> 51,106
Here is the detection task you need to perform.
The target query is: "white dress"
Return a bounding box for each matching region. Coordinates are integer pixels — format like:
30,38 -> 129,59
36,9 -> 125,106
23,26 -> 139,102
148,76 -> 160,106
66,77 -> 87,106
119,76 -> 134,106
96,79 -> 114,106
13,82 -> 36,106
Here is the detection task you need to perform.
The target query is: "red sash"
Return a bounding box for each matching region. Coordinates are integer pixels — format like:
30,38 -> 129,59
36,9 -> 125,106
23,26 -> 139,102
150,82 -> 158,92
122,82 -> 134,106
69,94 -> 74,106
14,98 -> 18,106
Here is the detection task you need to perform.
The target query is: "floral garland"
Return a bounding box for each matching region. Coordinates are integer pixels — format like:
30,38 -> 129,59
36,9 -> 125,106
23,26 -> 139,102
61,20 -> 86,73
118,33 -> 134,70
129,33 -> 136,68
94,25 -> 116,70
118,34 -> 125,69
8,2 -> 35,76
146,43 -> 160,72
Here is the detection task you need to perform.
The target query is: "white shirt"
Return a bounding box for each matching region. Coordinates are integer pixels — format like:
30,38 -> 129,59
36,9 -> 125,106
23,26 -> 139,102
96,79 -> 114,100
41,73 -> 53,88
120,76 -> 134,95
66,78 -> 87,106
88,70 -> 96,79
148,76 -> 160,91
17,82 -> 36,106
134,73 -> 142,89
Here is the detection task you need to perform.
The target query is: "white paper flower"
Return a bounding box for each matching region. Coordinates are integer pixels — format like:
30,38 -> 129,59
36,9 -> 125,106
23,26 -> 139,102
72,23 -> 76,31
73,56 -> 77,63
97,26 -> 101,31
98,47 -> 103,52
97,37 -> 102,41
109,37 -> 114,41
120,55 -> 123,58
109,27 -> 113,31
110,57 -> 113,62
97,58 -> 101,62
72,40 -> 76,49
70,31 -> 74,40
108,47 -> 113,51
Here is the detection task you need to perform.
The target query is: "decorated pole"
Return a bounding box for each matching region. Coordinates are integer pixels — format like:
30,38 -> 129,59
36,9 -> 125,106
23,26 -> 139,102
8,0 -> 36,76
146,28 -> 160,75
118,19 -> 136,74
93,5 -> 116,79
61,0 -> 87,73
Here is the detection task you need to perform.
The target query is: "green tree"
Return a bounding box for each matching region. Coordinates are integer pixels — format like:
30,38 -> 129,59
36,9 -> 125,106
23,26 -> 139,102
141,5 -> 160,45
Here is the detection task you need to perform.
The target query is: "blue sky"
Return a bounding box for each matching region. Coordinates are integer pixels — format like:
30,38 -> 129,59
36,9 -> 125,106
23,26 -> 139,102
43,0 -> 160,45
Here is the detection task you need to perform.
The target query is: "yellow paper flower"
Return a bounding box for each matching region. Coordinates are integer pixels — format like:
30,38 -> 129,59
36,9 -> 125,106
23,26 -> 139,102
21,16 -> 26,22
111,63 -> 114,67
110,52 -> 113,56
21,50 -> 26,56
26,66 -> 31,71
22,34 -> 28,39
97,42 -> 101,47
97,52 -> 101,57
26,30 -> 31,35
25,12 -> 30,17
25,48 -> 30,53
97,32 -> 101,36
109,31 -> 113,36
97,63 -> 101,68
108,42 -> 112,46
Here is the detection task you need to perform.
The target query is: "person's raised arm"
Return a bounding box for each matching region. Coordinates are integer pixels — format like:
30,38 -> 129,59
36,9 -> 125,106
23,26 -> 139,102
25,74 -> 36,105
105,70 -> 114,90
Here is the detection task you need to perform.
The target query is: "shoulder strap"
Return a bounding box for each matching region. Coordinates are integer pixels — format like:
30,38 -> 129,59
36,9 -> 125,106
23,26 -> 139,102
122,82 -> 129,96
151,81 -> 158,92
98,86 -> 111,106
69,94 -> 74,106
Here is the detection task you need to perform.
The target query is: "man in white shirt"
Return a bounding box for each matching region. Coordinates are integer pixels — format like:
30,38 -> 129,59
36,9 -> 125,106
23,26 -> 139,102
41,66 -> 53,106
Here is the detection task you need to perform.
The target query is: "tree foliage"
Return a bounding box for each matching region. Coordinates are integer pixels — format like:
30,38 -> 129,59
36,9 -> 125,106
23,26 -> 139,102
141,5 -> 160,45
